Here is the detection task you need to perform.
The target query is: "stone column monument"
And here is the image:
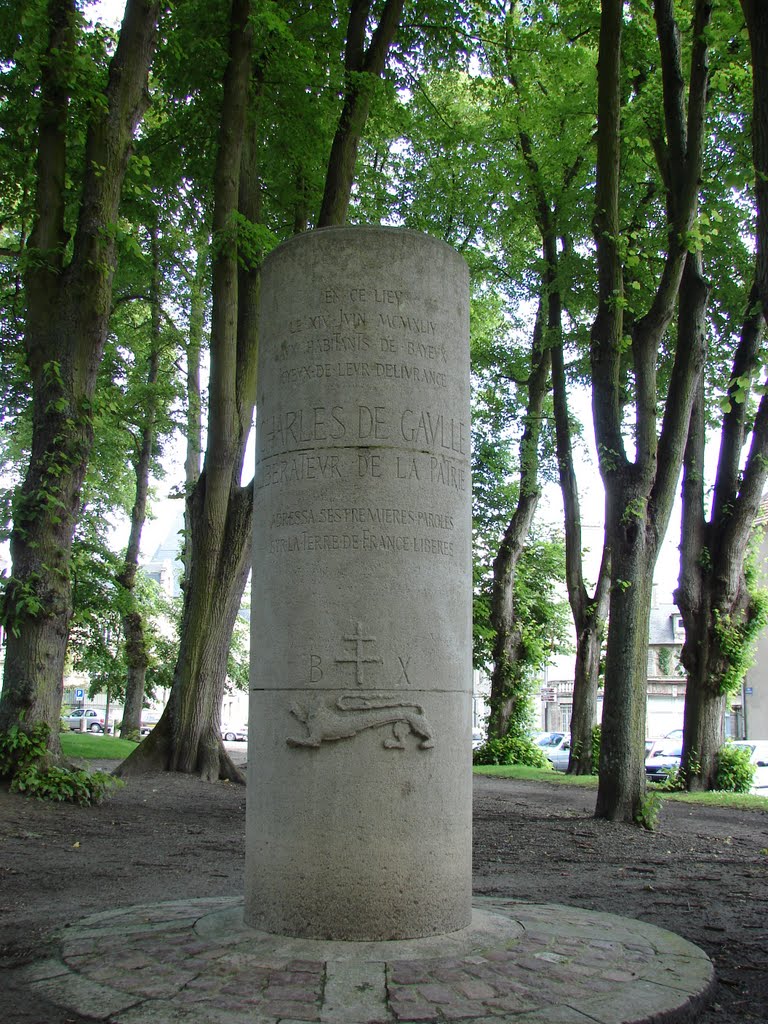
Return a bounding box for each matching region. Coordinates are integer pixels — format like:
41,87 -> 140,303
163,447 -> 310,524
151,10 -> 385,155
246,227 -> 472,940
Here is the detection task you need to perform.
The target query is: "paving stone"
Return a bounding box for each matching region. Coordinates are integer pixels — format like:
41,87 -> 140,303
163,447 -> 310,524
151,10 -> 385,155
29,970 -> 142,1020
322,961 -> 387,1023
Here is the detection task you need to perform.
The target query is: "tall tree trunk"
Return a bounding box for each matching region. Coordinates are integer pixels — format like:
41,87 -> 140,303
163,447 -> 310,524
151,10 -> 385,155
318,0 -> 404,227
592,0 -> 711,821
569,615 -> 607,771
487,302 -> 551,738
119,227 -> 162,739
0,0 -> 159,754
118,0 -> 258,782
182,242 -> 206,585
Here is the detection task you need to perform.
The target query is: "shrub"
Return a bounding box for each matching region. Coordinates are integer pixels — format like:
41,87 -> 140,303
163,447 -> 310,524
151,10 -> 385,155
473,735 -> 552,769
591,724 -> 601,773
635,790 -> 663,831
715,743 -> 756,793
0,721 -> 122,806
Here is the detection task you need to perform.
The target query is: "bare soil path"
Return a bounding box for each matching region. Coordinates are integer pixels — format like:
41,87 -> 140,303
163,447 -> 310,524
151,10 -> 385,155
0,768 -> 766,1023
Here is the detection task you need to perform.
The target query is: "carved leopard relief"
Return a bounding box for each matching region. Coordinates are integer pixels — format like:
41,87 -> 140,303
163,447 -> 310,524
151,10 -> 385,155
286,694 -> 434,750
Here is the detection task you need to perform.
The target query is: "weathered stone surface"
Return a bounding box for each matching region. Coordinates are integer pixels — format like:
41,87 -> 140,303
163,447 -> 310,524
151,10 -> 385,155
247,227 -> 472,940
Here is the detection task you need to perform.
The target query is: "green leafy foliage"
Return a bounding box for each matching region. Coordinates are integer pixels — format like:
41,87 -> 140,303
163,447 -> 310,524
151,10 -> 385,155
0,721 -> 121,805
12,762 -> 120,805
715,744 -> 757,794
634,790 -> 664,832
590,724 -> 601,775
473,734 -> 552,769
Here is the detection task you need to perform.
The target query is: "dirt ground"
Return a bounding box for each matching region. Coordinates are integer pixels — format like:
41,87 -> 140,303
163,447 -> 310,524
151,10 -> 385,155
1,763 -> 767,1024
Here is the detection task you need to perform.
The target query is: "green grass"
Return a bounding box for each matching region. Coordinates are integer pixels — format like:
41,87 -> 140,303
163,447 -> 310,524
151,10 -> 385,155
60,732 -> 138,761
659,788 -> 768,812
473,764 -> 768,810
473,764 -> 598,787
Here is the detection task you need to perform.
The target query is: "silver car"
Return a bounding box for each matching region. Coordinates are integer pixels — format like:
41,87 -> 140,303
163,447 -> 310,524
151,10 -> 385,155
63,708 -> 106,733
544,735 -> 571,771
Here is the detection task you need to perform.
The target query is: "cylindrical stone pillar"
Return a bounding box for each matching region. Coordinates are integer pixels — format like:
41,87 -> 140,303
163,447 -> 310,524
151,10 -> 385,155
246,227 -> 472,940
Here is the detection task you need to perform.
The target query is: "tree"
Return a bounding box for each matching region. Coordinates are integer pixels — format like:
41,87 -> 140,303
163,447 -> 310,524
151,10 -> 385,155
675,0 -> 768,789
118,0 -> 259,781
118,0 -> 407,781
488,4 -> 610,770
591,0 -> 711,821
0,0 -> 160,758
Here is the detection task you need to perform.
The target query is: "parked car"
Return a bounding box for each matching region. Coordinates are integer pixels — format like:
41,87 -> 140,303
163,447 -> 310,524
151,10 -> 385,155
645,740 -> 682,782
221,724 -> 248,742
726,740 -> 768,793
140,712 -> 162,736
533,731 -> 566,748
63,708 -> 106,733
646,729 -> 683,760
471,729 -> 485,750
543,735 -> 571,771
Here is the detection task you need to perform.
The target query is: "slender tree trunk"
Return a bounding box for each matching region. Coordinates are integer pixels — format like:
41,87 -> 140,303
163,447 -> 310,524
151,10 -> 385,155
569,622 -> 605,771
488,301 -> 550,738
119,227 -> 162,739
0,0 -> 159,754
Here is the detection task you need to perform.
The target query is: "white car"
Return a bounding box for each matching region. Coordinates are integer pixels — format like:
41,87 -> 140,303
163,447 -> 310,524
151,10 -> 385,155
727,740 -> 768,793
221,724 -> 248,742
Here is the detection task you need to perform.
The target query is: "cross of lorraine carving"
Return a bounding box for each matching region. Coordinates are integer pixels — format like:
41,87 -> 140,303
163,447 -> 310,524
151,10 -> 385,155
335,621 -> 383,686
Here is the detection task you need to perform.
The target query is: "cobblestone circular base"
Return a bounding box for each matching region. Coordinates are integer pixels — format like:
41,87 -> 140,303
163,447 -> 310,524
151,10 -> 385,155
21,897 -> 715,1024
